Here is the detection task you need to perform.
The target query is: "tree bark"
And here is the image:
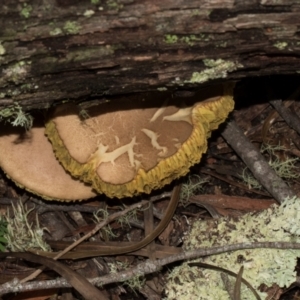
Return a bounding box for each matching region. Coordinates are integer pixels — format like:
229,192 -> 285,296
1,0 -> 300,109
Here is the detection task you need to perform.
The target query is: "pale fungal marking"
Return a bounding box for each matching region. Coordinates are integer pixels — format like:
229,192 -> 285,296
163,106 -> 193,124
150,100 -> 168,122
88,137 -> 139,168
141,128 -> 168,156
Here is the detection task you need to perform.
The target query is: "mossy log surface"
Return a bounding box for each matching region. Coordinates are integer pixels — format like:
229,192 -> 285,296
1,0 -> 300,109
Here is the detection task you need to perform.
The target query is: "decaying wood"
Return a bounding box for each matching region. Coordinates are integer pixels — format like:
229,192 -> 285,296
1,0 -> 300,110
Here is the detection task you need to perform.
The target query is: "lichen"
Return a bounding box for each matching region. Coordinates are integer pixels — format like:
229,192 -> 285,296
180,174 -> 207,206
84,10 -> 95,17
180,35 -> 199,46
0,217 -> 8,252
50,27 -> 63,36
1,61 -> 31,85
63,21 -> 81,35
273,41 -> 288,50
4,201 -> 50,252
164,35 -> 178,44
165,196 -> 300,299
106,0 -> 123,11
164,34 -> 210,46
187,59 -> 243,84
157,87 -> 168,91
20,3 -> 32,19
0,103 -> 33,130
0,43 -> 5,56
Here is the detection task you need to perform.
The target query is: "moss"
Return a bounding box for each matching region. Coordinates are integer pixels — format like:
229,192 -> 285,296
20,3 -> 32,19
187,59 -> 243,84
91,0 -> 100,3
63,21 -> 81,35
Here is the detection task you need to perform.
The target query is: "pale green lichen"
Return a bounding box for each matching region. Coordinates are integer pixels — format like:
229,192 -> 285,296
93,209 -> 118,239
20,3 -> 32,19
4,201 -> 50,252
91,0 -> 100,3
1,61 -> 31,85
65,46 -> 114,62
164,35 -> 178,44
157,87 -> 168,91
216,41 -> 228,48
106,0 -> 123,10
84,10 -> 95,17
165,196 -> 300,299
63,21 -> 81,35
273,41 -> 288,50
180,175 -> 207,206
0,217 -> 8,252
0,103 -> 33,130
0,43 -> 5,56
50,27 -> 63,36
242,143 -> 299,189
261,144 -> 299,179
180,35 -> 198,46
164,34 -> 209,46
187,59 -> 243,84
241,168 -> 262,190
108,261 -> 145,293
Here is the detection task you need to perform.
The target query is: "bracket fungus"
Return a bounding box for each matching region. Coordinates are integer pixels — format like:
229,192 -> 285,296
45,84 -> 234,199
0,117 -> 96,201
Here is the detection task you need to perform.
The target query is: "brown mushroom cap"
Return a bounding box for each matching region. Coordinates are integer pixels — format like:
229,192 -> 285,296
0,117 -> 96,201
46,84 -> 234,198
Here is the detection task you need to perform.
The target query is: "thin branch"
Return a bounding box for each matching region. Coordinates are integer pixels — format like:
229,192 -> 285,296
270,99 -> 300,135
221,120 -> 296,203
1,241 -> 300,295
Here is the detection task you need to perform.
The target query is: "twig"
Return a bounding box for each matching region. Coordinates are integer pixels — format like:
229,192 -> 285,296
221,120 -> 296,203
270,99 -> 300,135
2,241 -> 300,295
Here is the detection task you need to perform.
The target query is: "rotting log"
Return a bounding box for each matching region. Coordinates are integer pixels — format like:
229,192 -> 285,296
1,0 -> 300,110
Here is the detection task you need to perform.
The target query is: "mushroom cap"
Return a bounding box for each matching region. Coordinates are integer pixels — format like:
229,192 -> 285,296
0,117 -> 96,201
45,84 -> 234,198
